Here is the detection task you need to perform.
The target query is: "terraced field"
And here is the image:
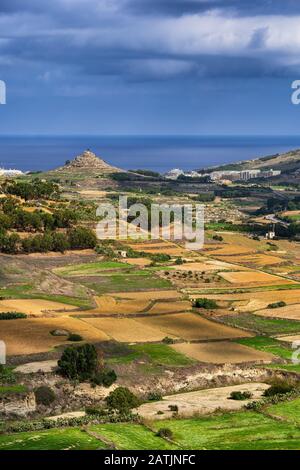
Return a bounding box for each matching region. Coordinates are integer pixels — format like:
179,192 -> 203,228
171,341 -> 275,364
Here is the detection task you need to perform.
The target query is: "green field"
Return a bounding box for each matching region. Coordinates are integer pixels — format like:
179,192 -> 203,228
3,408 -> 300,450
0,428 -> 104,450
152,412 -> 300,450
220,313 -> 300,336
108,343 -> 195,367
84,273 -> 171,294
0,385 -> 27,395
267,398 -> 300,424
236,336 -> 293,361
89,424 -> 178,450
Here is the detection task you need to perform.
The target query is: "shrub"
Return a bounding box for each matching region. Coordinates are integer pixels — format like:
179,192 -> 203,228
175,257 -> 183,265
168,404 -> 178,413
35,386 -> 56,406
106,387 -> 140,412
0,312 -> 27,320
156,428 -> 174,440
91,368 -> 117,388
229,391 -> 253,401
0,365 -> 16,384
162,337 -> 175,345
268,301 -> 287,309
68,333 -> 83,342
58,343 -> 98,381
148,391 -> 162,401
193,298 -> 218,309
264,380 -> 295,397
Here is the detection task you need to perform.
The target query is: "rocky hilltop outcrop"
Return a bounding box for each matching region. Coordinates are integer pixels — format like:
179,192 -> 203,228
55,150 -> 123,174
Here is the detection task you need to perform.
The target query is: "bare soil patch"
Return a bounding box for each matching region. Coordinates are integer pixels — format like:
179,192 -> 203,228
137,383 -> 269,419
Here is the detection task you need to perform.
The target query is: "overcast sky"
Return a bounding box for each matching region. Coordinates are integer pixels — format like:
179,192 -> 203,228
0,0 -> 300,135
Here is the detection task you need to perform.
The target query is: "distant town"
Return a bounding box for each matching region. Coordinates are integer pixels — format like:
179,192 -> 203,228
165,168 -> 281,181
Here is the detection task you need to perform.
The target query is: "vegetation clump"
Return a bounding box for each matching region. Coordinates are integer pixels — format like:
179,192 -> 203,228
264,380 -> 296,397
0,312 -> 27,320
148,391 -> 163,401
193,298 -> 218,309
35,386 -> 56,406
67,333 -> 83,342
268,301 -> 287,309
156,428 -> 174,440
106,387 -> 140,412
229,391 -> 253,401
57,344 -> 117,387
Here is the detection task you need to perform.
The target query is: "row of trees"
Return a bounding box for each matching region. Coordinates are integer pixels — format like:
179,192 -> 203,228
3,179 -> 60,201
0,200 -> 78,232
0,227 -> 97,254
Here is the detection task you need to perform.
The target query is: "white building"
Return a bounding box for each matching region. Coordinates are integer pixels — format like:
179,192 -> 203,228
0,168 -> 24,177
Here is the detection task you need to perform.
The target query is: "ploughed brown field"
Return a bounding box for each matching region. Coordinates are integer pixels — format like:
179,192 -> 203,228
171,341 -> 275,364
136,313 -> 252,341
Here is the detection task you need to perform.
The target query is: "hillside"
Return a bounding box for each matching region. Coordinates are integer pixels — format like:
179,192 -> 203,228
200,148 -> 300,175
53,150 -> 123,175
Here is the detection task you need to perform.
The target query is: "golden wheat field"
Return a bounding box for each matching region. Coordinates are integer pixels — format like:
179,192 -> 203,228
0,299 -> 77,316
109,290 -> 182,300
171,341 -> 275,364
136,313 -> 252,341
254,304 -> 300,321
81,317 -> 171,342
201,289 -> 300,312
219,254 -> 285,267
147,300 -> 192,314
1,317 -> 109,356
219,271 -> 295,285
206,244 -> 254,256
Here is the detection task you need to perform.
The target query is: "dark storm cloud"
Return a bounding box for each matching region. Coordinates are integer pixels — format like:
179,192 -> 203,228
0,0 -> 300,89
127,0 -> 300,16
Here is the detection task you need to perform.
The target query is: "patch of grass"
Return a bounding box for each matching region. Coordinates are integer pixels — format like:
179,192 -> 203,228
90,423 -> 178,450
108,343 -> 194,367
220,313 -> 300,336
84,273 -> 171,294
152,412 -> 300,450
0,384 -> 27,395
236,336 -> 292,361
0,428 -> 105,450
267,398 -> 300,424
266,363 -> 300,373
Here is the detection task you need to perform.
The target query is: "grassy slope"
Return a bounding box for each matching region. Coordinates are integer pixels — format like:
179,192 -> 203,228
236,336 -> 292,360
90,424 -> 178,450
153,412 -> 300,450
0,428 -> 104,450
267,398 -> 300,423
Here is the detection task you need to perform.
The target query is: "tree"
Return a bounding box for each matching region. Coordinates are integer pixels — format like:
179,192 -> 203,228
68,227 -> 97,249
105,387 -> 140,412
51,232 -> 70,253
58,343 -> 99,381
